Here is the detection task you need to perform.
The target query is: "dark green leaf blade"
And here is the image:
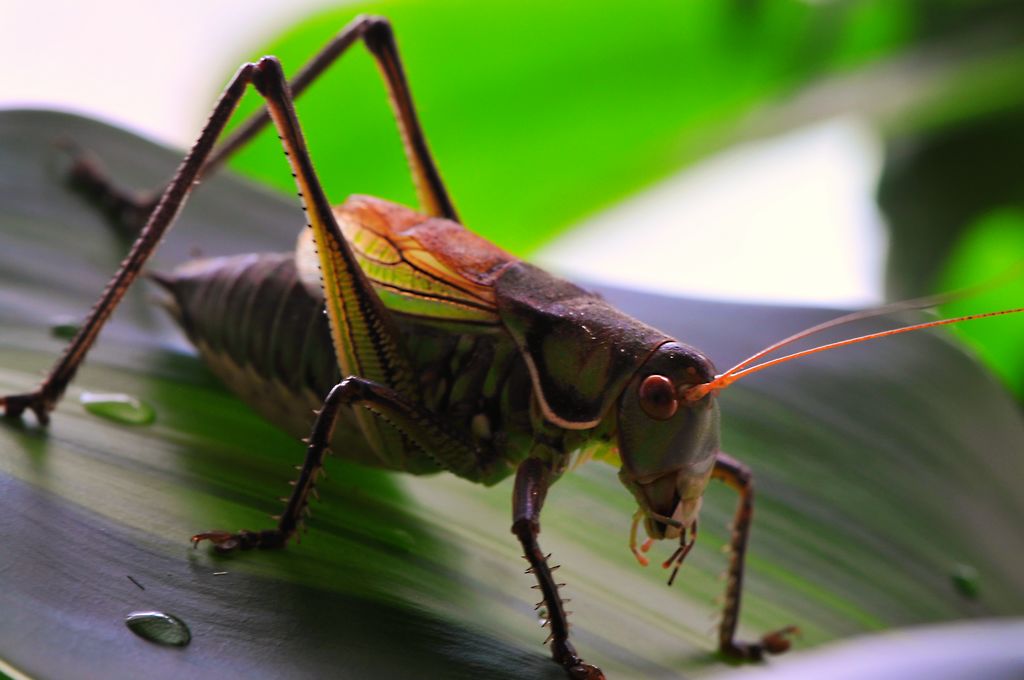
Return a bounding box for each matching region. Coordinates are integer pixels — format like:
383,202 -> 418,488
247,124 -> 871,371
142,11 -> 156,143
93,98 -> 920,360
1,110 -> 1022,680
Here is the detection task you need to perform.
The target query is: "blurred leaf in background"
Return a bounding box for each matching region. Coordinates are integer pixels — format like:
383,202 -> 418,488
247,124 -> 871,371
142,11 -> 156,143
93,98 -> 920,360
878,73 -> 1024,300
938,209 -> 1024,400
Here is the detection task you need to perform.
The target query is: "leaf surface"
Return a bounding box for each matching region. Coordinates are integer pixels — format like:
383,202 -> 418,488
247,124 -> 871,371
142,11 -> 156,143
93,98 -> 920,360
1,111 -> 1022,679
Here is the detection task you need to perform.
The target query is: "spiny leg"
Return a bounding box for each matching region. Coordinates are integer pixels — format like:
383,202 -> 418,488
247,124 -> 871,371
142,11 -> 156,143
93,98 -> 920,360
194,376 -> 487,551
512,459 -> 604,680
712,451 -> 797,660
1,61 -> 262,424
68,14 -> 456,238
191,378 -> 343,552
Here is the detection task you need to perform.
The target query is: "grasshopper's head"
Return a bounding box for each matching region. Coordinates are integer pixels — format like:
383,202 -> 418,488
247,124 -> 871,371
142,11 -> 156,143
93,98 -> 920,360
616,342 -> 720,543
611,296 -> 1024,575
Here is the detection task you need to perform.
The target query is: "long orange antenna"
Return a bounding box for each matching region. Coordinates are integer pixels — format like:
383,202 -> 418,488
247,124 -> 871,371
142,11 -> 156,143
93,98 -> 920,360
721,261 -> 1024,378
685,307 -> 1024,402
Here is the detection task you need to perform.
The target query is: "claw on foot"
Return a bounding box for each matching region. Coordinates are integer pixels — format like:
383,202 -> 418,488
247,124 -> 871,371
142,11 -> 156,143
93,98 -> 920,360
722,625 -> 799,661
191,531 -> 242,553
191,529 -> 286,553
1,392 -> 52,426
760,625 -> 799,655
567,662 -> 605,679
552,640 -> 604,680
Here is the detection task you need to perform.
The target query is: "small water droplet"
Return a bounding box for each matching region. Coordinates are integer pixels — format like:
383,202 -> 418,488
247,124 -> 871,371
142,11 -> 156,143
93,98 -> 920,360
951,564 -> 980,599
80,392 -> 155,425
125,611 -> 191,647
536,606 -> 549,623
50,317 -> 81,339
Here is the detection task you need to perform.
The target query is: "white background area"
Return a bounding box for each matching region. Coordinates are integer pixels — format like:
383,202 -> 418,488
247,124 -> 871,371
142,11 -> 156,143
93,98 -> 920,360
536,119 -> 887,306
2,0 -> 887,308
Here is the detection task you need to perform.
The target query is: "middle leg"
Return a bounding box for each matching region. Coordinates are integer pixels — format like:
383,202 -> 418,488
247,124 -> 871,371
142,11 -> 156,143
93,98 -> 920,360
712,451 -> 797,659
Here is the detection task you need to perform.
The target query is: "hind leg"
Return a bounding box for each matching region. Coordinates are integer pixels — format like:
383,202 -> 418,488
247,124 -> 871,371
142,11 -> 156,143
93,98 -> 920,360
2,62 -> 261,424
5,16 -> 458,425
65,14 -> 457,239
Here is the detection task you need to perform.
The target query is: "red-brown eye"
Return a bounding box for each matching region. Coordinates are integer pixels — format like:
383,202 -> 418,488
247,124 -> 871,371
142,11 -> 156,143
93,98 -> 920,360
638,374 -> 678,420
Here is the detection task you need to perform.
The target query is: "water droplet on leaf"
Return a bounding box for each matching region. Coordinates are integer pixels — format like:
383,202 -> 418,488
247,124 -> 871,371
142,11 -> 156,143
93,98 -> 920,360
951,564 -> 980,599
49,317 -> 80,339
80,392 -> 155,425
125,611 -> 191,646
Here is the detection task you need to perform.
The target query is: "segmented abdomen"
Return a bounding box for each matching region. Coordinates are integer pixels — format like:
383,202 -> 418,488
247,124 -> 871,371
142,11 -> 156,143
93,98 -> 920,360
166,253 -> 337,394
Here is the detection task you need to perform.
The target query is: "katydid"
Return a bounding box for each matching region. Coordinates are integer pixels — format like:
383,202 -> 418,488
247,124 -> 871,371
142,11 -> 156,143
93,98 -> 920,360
2,16 -> 1021,680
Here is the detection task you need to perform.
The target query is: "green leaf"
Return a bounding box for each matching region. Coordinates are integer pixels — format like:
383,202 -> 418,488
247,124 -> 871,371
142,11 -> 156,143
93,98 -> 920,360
2,110 -> 1023,679
938,209 -> 1024,400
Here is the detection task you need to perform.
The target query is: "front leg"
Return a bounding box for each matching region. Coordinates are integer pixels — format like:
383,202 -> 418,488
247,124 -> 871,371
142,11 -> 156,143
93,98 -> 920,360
512,459 -> 604,680
712,451 -> 797,659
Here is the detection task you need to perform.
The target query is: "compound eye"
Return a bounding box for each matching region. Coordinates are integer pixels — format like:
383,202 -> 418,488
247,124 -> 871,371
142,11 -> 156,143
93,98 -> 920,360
638,374 -> 678,420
